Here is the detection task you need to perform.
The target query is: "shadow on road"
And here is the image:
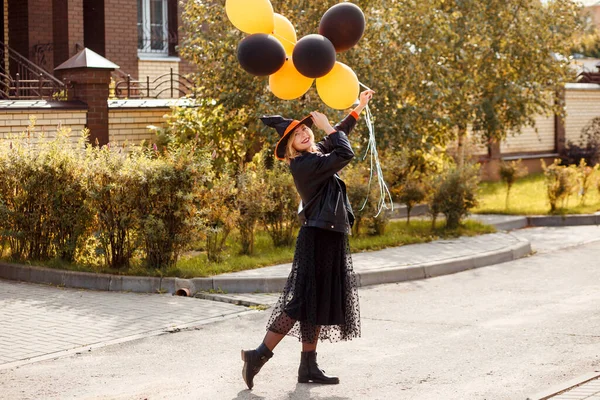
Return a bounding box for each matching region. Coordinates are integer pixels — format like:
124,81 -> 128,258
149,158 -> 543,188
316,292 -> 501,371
233,384 -> 352,400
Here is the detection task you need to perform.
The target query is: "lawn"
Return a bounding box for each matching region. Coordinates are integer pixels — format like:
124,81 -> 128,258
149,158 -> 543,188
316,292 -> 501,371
169,219 -> 495,278
474,173 -> 600,215
12,219 -> 495,278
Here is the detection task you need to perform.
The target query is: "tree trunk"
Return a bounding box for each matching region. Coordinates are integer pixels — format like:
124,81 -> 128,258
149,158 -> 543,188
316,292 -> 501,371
457,125 -> 467,168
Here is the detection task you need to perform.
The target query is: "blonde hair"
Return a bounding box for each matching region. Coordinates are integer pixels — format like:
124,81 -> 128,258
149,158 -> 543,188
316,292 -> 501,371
285,125 -> 317,164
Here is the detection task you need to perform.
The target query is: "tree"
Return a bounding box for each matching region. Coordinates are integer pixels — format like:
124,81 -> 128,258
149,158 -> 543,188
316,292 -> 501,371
179,0 -> 583,166
431,0 -> 582,162
179,0 -> 456,162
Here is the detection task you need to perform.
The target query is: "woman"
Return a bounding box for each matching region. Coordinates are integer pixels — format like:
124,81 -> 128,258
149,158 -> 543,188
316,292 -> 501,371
241,89 -> 375,390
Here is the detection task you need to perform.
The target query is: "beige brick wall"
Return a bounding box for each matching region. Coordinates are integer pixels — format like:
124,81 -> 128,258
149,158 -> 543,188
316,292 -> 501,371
500,114 -> 555,154
108,108 -> 170,144
0,110 -> 87,146
564,86 -> 600,145
138,60 -> 180,98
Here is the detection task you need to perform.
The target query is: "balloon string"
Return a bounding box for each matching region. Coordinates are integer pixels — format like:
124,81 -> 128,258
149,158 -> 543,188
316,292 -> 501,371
359,81 -> 373,91
274,34 -> 296,47
358,104 -> 394,217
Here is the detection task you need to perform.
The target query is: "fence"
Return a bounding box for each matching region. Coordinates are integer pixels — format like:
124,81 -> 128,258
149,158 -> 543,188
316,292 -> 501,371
113,68 -> 193,99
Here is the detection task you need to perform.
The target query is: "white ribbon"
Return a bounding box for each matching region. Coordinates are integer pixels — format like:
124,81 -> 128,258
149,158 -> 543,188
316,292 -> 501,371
358,82 -> 394,217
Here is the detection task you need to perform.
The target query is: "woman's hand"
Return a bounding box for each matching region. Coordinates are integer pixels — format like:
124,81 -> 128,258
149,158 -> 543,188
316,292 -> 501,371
310,111 -> 335,134
352,89 -> 375,116
358,89 -> 375,108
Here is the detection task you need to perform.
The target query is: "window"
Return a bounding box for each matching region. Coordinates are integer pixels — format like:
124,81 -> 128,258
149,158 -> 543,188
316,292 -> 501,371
138,0 -> 169,55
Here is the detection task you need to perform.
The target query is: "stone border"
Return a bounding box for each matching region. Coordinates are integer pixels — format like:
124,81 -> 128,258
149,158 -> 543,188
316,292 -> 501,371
527,214 -> 600,227
527,371 -> 600,400
0,235 -> 532,295
1,213 -> 598,295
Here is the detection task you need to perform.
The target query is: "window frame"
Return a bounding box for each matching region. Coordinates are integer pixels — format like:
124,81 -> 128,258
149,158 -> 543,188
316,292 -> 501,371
138,0 -> 169,56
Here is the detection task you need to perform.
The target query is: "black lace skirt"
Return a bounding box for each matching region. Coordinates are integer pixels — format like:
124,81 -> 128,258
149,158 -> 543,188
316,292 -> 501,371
267,226 -> 361,343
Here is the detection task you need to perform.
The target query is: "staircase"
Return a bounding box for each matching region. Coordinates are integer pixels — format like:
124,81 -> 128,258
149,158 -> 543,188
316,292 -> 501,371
0,41 -> 65,100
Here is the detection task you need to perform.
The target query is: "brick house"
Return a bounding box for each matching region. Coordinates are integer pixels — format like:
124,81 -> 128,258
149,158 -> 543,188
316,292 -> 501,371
0,1 -> 599,179
0,0 -> 196,146
0,0 -> 195,93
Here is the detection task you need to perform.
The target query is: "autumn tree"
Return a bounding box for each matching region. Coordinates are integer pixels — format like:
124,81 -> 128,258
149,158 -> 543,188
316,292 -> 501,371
430,0 -> 582,163
179,0 -> 583,166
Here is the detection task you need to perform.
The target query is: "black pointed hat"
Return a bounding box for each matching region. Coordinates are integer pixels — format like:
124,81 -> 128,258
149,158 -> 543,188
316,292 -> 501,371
260,114 -> 313,160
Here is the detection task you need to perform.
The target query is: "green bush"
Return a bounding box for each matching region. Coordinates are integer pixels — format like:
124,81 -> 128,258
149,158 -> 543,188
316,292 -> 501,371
342,162 -> 390,236
499,159 -> 528,208
384,146 -> 446,223
541,159 -> 578,212
429,164 -> 480,230
0,118 -> 219,272
261,160 -> 298,247
342,162 -> 371,236
577,159 -> 598,206
236,150 -> 269,255
158,104 -> 257,168
397,176 -> 427,225
198,172 -> 239,262
563,117 -> 600,167
134,143 -> 212,270
86,146 -> 141,269
0,124 -> 91,262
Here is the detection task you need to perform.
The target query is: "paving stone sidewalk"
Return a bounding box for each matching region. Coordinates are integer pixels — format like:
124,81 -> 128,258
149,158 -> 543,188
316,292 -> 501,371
550,377 -> 600,399
0,280 -> 250,369
217,231 -> 526,279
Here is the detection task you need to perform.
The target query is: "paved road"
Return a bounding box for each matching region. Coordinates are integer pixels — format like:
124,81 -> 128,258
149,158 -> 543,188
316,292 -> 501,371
0,226 -> 599,399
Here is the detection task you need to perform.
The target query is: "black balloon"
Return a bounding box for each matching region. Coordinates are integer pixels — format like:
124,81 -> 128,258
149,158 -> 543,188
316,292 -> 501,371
237,34 -> 286,76
319,3 -> 365,53
292,34 -> 336,79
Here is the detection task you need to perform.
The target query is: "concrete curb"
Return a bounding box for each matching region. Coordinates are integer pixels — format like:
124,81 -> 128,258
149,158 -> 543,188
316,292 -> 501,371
0,234 -> 532,295
527,371 -> 600,400
1,213 -> 597,295
527,214 -> 600,227
495,217 -> 528,231
355,234 -> 531,288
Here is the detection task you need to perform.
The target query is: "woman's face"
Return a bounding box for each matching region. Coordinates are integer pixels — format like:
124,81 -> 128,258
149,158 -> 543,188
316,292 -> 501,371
292,124 -> 314,152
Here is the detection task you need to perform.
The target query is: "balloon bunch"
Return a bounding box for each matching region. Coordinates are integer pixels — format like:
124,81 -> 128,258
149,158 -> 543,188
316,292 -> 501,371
226,0 -> 366,110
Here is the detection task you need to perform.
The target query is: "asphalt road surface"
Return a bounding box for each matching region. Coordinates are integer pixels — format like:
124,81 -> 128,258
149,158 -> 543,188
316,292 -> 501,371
1,227 -> 599,400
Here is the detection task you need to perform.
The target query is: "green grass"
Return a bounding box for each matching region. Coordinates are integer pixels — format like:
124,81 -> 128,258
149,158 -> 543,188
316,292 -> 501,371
3,219 -> 495,278
474,173 -> 600,215
168,219 -> 495,278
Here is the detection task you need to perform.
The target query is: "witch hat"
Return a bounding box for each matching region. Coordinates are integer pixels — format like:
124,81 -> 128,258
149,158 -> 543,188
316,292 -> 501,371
260,114 -> 313,160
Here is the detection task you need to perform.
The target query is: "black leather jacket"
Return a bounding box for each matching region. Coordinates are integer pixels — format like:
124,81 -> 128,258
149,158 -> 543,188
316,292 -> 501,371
290,113 -> 358,235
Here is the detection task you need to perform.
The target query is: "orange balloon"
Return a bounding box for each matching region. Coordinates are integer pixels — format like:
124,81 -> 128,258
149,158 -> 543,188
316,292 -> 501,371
273,14 -> 297,55
225,0 -> 274,34
316,62 -> 359,109
269,58 -> 314,100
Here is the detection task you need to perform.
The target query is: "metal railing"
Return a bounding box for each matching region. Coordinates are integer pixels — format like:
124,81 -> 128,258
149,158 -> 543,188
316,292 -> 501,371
0,41 -> 65,100
114,68 -> 194,99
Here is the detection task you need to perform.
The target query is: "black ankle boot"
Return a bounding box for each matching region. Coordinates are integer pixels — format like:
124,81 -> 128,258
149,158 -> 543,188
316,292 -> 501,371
241,343 -> 273,390
298,351 -> 339,384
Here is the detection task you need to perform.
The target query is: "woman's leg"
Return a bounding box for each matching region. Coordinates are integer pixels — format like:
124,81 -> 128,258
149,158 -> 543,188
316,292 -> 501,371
298,326 -> 338,384
242,311 -> 297,389
263,330 -> 286,351
301,327 -> 320,352
263,311 -> 297,351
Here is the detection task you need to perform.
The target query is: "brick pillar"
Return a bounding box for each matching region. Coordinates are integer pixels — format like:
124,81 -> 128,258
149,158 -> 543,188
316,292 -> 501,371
55,68 -> 113,146
53,0 -> 85,68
